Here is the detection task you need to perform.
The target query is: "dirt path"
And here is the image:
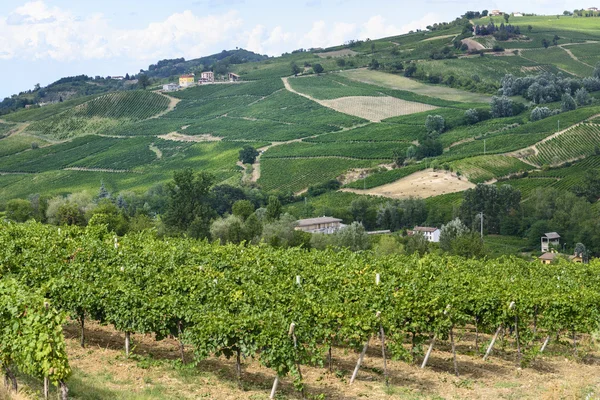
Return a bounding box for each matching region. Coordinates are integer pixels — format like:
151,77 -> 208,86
152,92 -> 181,119
282,76 -> 330,108
149,143 -> 162,160
158,132 -> 222,142
63,167 -> 131,173
507,114 -> 600,164
559,44 -> 594,67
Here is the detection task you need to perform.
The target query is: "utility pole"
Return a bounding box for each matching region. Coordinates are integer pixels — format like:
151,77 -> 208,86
484,139 -> 486,155
479,212 -> 484,239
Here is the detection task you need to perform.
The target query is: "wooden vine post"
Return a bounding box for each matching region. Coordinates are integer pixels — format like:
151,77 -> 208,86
350,310 -> 382,385
422,304 -> 450,369
483,301 -> 515,361
269,322 -> 304,399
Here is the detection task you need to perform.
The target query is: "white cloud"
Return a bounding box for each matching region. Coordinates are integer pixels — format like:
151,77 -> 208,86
0,1 -> 243,62
400,12 -> 442,33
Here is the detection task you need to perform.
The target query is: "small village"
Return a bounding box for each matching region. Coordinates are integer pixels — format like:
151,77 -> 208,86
162,71 -> 241,92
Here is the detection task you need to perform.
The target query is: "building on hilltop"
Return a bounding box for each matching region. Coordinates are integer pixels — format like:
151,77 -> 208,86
587,7 -> 599,11
409,226 -> 440,243
179,74 -> 196,88
513,12 -> 523,17
541,232 -> 560,252
110,76 -> 125,80
228,73 -> 240,82
490,10 -> 503,16
295,216 -> 344,234
163,83 -> 179,92
200,71 -> 215,83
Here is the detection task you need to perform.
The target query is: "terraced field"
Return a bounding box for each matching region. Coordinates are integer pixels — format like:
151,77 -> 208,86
450,155 -> 535,183
26,92 -> 171,139
521,47 -> 594,77
527,123 -> 600,166
258,158 -> 377,193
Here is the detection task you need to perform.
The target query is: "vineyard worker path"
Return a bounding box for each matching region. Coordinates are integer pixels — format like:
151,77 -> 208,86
341,169 -> 475,199
507,114 -> 600,165
158,132 -> 222,142
559,44 -> 595,67
151,92 -> 181,119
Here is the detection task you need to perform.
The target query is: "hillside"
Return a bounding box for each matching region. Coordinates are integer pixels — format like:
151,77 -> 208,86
1,13 -> 600,216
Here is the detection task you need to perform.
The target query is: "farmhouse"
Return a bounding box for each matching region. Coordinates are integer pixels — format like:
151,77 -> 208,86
409,227 -> 440,243
569,252 -> 584,263
295,216 -> 344,234
490,10 -> 503,16
200,71 -> 215,83
228,72 -> 240,82
539,252 -> 558,264
162,83 -> 179,92
587,7 -> 599,11
110,76 -> 125,80
513,12 -> 523,17
179,74 -> 196,87
541,232 -> 560,252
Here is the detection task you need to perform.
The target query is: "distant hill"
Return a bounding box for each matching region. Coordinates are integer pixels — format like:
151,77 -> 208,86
0,49 -> 268,116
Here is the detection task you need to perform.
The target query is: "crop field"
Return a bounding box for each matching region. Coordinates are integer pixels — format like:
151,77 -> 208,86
26,92 -> 171,139
228,90 -> 366,128
2,95 -> 96,123
566,43 -> 600,67
450,155 -> 535,183
498,177 -> 559,200
526,123 -> 600,166
521,48 -> 594,77
0,122 -> 16,138
171,78 -> 284,100
344,163 -> 426,189
104,117 -> 194,137
385,107 -> 476,129
259,157 -> 377,193
524,155 -> 600,193
341,69 -> 492,103
286,75 -> 386,99
0,134 -> 50,158
324,96 -> 439,122
166,95 -> 259,120
263,141 -> 403,160
307,122 -> 426,143
182,117 -> 318,141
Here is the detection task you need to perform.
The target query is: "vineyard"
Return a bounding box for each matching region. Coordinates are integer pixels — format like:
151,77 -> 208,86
26,92 -> 171,139
450,155 -> 534,183
521,48 -> 594,78
258,158 -> 377,192
3,222 -> 600,398
262,141 -> 403,160
526,123 -> 600,166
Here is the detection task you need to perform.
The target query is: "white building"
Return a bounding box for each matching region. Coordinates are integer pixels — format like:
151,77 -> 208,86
200,71 -> 215,83
163,83 -> 179,92
295,216 -> 344,234
410,226 -> 441,243
541,232 -> 560,252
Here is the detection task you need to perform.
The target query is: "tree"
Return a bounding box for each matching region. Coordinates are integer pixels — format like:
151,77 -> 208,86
336,58 -> 346,67
553,35 -> 560,46
210,215 -> 245,244
490,95 -> 514,117
465,109 -> 479,124
334,222 -> 370,251
574,88 -> 591,106
210,185 -> 246,216
530,106 -> 552,121
527,25 -> 533,33
459,184 -> 521,234
572,169 -> 600,202
163,168 -> 216,239
313,63 -> 324,74
416,139 -> 443,159
261,213 -> 297,247
561,93 -> 576,112
368,59 -> 380,70
138,74 -> 150,90
482,10 -> 489,17
503,13 -> 510,23
595,62 -> 600,79
232,200 -> 255,221
5,199 -> 34,222
425,115 -> 445,135
439,218 -> 469,252
98,182 -> 110,200
291,62 -> 301,76
404,233 -> 429,256
542,39 -> 550,48
266,196 -> 282,221
239,145 -> 259,164
376,202 -> 402,231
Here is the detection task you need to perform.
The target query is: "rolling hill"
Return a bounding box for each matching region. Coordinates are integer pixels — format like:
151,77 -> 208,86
1,12 -> 600,214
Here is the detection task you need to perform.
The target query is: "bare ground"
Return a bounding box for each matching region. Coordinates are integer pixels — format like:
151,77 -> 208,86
158,132 -> 222,142
461,38 -> 486,51
341,169 -> 475,199
320,96 -> 438,122
316,49 -> 358,58
12,320 -> 600,399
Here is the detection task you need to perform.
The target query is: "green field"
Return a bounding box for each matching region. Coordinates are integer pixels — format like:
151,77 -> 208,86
521,47 -> 594,77
450,155 -> 535,183
259,158 -> 377,193
527,123 -> 600,166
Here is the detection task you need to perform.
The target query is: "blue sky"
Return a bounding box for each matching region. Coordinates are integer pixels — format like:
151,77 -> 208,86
0,0 -> 589,99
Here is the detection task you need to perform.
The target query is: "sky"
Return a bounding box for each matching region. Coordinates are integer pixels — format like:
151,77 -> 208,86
0,0 -> 590,99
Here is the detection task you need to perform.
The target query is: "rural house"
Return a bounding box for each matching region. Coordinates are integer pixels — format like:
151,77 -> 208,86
163,83 -> 179,92
409,227 -> 440,243
295,216 -> 344,234
541,232 -> 560,252
539,252 -> 559,264
200,71 -> 215,83
179,74 -> 195,87
490,10 -> 503,16
228,73 -> 240,82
